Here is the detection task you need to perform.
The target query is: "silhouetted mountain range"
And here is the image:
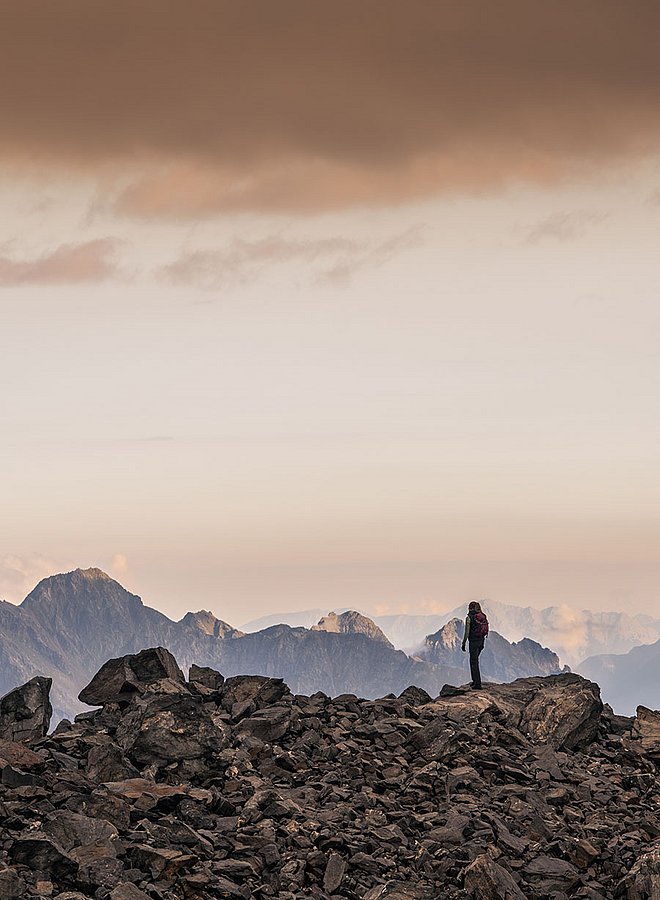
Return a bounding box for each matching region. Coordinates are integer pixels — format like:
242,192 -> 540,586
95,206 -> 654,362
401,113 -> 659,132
0,568 -> 565,721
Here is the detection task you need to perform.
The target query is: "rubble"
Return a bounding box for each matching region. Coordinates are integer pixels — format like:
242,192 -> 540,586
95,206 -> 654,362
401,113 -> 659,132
0,652 -> 656,899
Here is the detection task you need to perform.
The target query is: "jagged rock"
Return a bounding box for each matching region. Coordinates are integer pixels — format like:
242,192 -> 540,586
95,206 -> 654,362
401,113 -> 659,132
9,833 -> 77,879
398,685 -> 432,705
0,737 -> 45,768
518,673 -> 603,749
42,810 -> 120,852
235,705 -> 295,742
114,692 -> 230,766
618,847 -> 660,899
78,647 -> 185,706
323,852 -> 346,891
464,853 -> 527,899
189,664 -> 225,691
632,706 -> 660,761
110,885 -> 152,900
219,674 -> 291,713
0,676 -> 52,742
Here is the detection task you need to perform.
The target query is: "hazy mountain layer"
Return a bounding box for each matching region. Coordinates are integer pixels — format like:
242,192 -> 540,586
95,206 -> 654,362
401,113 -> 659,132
241,608 -> 350,631
239,602 -> 660,666
379,601 -> 660,666
577,638 -> 660,715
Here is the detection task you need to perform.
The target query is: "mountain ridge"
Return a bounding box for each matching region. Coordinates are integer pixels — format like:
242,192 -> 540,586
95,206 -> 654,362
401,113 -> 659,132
0,568 -> 567,721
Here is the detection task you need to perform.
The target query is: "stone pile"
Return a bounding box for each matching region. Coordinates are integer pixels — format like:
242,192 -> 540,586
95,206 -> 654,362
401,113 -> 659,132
0,647 -> 657,900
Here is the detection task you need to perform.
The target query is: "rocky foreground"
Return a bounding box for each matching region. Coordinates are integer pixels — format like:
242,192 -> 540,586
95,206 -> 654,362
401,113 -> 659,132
0,649 -> 658,900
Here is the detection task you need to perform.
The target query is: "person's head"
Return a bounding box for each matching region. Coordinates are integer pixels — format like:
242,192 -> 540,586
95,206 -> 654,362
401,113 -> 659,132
468,601 -> 482,613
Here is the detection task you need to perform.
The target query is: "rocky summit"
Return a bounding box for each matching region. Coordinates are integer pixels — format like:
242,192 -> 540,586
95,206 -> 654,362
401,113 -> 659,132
0,649 -> 658,900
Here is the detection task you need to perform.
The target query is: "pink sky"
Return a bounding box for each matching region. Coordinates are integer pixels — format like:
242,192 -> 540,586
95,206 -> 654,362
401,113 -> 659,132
1,3 -> 659,620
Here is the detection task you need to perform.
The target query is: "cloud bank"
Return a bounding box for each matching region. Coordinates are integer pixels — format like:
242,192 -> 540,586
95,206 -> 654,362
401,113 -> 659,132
2,2 -> 660,214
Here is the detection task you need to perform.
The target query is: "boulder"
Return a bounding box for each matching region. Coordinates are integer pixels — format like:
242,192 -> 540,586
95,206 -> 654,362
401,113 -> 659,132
219,675 -> 291,714
189,664 -> 224,691
9,833 -> 77,879
0,737 -> 46,769
115,693 -> 230,766
0,676 -> 52,742
398,685 -> 432,705
463,853 -> 527,899
519,673 -> 603,749
78,647 -> 186,706
632,706 -> 660,761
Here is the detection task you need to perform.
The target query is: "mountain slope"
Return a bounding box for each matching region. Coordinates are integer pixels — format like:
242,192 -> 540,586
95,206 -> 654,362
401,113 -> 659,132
577,638 -> 660,715
4,568 -> 238,720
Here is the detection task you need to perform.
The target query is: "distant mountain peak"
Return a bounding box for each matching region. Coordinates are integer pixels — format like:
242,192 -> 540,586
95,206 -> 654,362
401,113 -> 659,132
179,610 -> 243,639
76,566 -> 113,580
425,617 -> 464,651
312,610 -> 394,647
20,567 -> 144,614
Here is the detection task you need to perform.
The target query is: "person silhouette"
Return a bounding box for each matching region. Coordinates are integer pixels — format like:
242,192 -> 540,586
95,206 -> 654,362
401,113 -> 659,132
461,600 -> 489,690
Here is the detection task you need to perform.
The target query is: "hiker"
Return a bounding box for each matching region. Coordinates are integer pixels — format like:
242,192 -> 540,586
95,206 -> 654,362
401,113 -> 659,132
461,600 -> 489,689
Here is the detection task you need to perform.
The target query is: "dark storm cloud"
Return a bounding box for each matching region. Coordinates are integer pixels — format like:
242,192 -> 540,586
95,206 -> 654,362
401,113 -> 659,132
2,1 -> 660,214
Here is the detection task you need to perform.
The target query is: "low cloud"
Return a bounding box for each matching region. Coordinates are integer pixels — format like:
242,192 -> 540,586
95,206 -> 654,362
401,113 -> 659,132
524,211 -> 608,244
110,553 -> 129,577
0,238 -> 125,286
161,228 -> 424,289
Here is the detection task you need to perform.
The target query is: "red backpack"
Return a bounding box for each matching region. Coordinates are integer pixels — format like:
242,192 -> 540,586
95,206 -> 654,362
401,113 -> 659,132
471,610 -> 489,639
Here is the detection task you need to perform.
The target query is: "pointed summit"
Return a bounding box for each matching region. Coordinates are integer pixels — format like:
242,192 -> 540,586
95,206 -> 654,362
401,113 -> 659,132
21,567 -> 143,614
180,610 -> 243,639
312,610 -> 393,647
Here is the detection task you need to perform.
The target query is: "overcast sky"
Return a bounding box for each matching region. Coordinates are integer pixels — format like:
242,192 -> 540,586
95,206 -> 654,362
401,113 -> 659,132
1,2 -> 659,622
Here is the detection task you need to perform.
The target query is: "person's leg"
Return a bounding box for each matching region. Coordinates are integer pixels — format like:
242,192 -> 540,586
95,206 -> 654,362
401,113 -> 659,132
469,639 -> 484,688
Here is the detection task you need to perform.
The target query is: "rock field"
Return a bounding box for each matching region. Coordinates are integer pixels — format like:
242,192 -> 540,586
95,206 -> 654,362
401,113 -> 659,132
0,647 -> 657,900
